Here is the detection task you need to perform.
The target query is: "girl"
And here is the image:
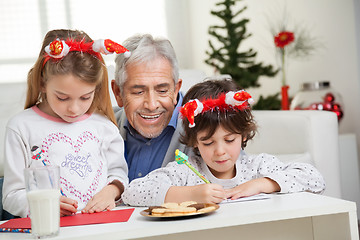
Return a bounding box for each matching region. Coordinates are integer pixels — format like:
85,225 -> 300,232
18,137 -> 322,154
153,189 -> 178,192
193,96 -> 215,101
3,29 -> 129,218
122,79 -> 325,206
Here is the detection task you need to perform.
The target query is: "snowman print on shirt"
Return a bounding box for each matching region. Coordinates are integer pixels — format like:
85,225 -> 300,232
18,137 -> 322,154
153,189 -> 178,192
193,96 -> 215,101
31,145 -> 46,166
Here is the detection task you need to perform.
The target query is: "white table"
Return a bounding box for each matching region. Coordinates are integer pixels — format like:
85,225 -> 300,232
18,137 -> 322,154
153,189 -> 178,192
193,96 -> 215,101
0,192 -> 358,240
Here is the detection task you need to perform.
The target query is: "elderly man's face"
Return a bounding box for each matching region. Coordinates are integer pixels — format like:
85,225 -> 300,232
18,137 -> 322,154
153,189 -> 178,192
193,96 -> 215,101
113,58 -> 182,138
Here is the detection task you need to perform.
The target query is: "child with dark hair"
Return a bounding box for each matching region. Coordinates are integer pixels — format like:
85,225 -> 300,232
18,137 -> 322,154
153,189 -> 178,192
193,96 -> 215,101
122,79 -> 325,206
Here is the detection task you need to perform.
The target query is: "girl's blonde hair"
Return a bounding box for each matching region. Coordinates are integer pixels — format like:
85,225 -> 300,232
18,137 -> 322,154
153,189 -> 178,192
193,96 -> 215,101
25,29 -> 116,125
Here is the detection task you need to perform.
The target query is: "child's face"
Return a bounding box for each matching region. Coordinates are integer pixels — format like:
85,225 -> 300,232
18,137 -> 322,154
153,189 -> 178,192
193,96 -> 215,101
195,125 -> 242,179
41,74 -> 96,123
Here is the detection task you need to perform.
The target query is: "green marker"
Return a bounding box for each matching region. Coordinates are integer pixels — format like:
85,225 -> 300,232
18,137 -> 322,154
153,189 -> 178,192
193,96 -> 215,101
175,149 -> 211,184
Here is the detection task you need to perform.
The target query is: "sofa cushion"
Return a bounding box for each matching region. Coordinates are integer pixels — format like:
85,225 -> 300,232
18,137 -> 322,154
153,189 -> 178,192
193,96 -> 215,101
0,82 -> 27,176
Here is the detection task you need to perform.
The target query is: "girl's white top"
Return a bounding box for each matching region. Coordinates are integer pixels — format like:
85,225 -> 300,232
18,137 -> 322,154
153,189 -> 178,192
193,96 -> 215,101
122,151 -> 325,206
3,106 -> 128,217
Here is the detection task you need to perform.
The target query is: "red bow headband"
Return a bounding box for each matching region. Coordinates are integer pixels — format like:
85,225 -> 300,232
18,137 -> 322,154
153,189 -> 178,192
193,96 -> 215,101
180,90 -> 254,128
43,38 -> 131,66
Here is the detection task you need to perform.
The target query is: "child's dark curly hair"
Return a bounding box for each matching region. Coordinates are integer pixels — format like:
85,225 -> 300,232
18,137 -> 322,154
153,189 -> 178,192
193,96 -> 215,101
180,79 -> 257,155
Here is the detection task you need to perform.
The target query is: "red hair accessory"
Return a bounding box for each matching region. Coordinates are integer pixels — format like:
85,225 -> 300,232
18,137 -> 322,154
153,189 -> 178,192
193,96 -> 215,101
45,39 -> 70,58
92,39 -> 131,57
43,38 -> 130,66
180,90 -> 254,128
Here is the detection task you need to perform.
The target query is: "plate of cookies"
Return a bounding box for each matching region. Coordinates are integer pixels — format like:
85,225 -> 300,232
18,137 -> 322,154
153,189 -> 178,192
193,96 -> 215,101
140,201 -> 219,218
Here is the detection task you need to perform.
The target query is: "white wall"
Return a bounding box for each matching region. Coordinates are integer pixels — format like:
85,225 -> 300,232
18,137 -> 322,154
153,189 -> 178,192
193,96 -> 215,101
167,0 -> 360,164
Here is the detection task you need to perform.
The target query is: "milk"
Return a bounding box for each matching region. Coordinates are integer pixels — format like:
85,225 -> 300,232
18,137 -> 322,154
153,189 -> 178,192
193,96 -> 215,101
27,189 -> 60,237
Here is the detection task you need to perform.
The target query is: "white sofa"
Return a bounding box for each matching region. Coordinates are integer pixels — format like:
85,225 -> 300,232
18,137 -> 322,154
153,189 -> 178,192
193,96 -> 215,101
247,110 -> 341,198
0,82 -> 27,177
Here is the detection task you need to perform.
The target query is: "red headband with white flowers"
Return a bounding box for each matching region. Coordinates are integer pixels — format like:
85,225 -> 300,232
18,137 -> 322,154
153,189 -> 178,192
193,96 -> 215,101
43,38 -> 131,66
180,90 -> 254,128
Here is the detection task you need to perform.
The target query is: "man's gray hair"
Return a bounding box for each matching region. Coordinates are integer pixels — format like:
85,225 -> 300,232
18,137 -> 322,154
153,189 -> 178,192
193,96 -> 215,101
114,34 -> 179,91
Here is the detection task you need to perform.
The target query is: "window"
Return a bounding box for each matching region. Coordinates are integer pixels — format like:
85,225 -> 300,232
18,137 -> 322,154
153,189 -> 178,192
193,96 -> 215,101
0,0 -> 167,83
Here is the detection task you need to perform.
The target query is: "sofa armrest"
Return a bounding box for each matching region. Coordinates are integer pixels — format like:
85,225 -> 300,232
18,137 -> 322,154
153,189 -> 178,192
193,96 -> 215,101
0,82 -> 27,177
246,110 -> 341,198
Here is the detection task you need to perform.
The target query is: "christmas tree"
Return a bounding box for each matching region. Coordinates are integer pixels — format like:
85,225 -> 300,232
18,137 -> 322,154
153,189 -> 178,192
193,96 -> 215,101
205,0 -> 280,109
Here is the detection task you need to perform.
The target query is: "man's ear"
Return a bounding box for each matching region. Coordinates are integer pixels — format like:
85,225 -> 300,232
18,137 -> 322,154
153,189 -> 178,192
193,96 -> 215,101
174,78 -> 183,105
111,79 -> 124,107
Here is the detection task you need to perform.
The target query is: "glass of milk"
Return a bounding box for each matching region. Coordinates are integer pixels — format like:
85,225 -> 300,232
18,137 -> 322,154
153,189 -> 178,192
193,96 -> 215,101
24,165 -> 60,238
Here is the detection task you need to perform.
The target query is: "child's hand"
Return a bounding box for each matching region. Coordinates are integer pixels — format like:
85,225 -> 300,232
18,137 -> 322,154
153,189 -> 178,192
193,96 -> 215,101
82,184 -> 120,214
60,196 -> 78,216
191,184 -> 226,204
225,177 -> 280,200
166,184 -> 226,204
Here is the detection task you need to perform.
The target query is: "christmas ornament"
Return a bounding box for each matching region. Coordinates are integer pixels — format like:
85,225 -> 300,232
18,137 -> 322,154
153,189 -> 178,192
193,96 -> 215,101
291,81 -> 344,121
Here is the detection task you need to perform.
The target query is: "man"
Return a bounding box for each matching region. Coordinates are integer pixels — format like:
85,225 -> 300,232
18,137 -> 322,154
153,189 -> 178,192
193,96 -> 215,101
111,34 -> 189,182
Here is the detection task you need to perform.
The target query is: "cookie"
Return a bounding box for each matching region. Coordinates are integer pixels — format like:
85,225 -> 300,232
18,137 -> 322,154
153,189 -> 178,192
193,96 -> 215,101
197,206 -> 216,213
148,206 -> 165,211
188,203 -> 207,210
165,207 -> 197,213
148,206 -> 166,215
179,201 -> 197,207
161,202 -> 180,209
151,208 -> 167,215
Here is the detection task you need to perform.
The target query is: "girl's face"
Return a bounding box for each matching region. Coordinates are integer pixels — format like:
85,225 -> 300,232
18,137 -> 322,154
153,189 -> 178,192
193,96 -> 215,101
40,74 -> 96,123
195,125 -> 242,179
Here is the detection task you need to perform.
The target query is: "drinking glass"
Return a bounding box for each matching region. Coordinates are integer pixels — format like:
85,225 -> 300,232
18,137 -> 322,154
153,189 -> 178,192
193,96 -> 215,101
24,165 -> 60,239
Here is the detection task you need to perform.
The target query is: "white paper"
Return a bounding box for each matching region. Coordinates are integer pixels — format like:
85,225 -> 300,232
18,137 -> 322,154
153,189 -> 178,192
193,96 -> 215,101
220,193 -> 271,204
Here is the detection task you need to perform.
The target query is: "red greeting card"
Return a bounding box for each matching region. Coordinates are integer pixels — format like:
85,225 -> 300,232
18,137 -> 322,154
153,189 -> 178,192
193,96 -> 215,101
0,208 -> 134,232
